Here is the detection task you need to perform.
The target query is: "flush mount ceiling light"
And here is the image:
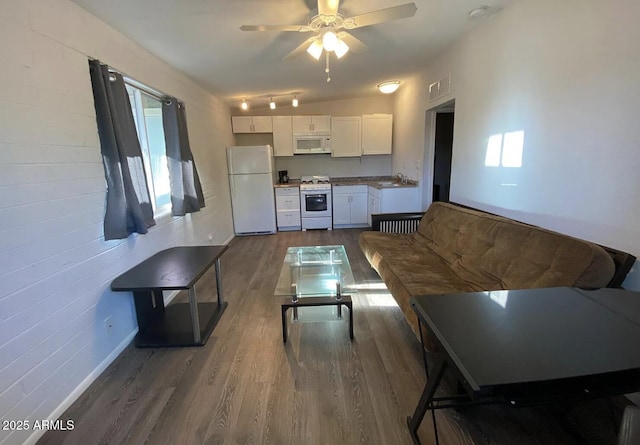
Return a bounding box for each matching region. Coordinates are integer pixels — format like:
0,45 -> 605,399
241,99 -> 248,111
468,5 -> 490,19
240,0 -> 418,83
377,80 -> 401,94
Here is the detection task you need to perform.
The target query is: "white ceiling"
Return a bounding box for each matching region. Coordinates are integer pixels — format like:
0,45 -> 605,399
71,0 -> 512,107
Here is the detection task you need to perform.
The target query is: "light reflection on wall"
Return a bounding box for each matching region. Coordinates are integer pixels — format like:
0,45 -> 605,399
485,130 -> 525,168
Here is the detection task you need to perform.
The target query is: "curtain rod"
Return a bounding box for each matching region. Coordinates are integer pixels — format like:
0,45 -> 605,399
91,58 -> 182,105
122,76 -> 167,102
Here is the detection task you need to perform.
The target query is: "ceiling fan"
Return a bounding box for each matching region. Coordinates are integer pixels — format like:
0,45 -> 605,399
240,0 -> 417,82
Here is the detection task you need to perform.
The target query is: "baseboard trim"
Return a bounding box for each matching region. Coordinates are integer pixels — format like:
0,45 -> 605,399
24,329 -> 138,445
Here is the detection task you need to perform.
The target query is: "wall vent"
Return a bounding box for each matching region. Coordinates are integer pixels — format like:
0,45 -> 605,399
428,75 -> 451,101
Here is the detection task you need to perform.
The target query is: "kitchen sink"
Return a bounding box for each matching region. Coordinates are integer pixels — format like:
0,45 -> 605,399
377,181 -> 401,187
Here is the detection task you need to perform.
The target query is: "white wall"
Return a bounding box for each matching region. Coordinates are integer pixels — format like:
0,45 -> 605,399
231,96 -> 395,179
392,0 -> 640,288
0,1 -> 234,444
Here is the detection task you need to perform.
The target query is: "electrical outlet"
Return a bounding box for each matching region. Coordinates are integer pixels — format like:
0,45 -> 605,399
104,316 -> 113,334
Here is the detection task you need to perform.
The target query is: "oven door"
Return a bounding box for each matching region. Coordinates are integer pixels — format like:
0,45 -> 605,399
301,191 -> 332,218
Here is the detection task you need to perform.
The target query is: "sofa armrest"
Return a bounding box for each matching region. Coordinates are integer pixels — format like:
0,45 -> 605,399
371,212 -> 425,233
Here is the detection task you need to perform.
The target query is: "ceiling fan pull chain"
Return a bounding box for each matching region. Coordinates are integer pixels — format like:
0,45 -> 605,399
325,52 -> 331,82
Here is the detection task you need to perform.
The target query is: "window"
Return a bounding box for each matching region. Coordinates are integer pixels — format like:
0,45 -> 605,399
126,84 -> 171,214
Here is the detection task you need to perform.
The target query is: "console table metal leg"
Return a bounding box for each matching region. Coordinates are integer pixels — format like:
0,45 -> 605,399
407,354 -> 447,445
188,287 -> 202,344
215,258 -> 223,305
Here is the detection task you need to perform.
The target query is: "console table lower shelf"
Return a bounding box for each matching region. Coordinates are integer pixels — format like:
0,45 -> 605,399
134,299 -> 227,348
111,245 -> 228,348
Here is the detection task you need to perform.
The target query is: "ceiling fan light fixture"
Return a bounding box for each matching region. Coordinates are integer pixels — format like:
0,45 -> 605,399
377,80 -> 401,94
306,39 -> 324,60
334,39 -> 349,59
292,95 -> 299,107
269,97 -> 276,109
322,30 -> 339,52
241,99 -> 248,111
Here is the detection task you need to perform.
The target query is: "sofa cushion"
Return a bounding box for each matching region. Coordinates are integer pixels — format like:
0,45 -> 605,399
416,203 -> 615,289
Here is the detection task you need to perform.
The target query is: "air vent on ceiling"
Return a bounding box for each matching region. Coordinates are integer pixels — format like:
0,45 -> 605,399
428,75 -> 451,102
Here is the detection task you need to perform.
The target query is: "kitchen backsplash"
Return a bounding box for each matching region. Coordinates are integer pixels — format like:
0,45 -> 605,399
274,153 -> 391,179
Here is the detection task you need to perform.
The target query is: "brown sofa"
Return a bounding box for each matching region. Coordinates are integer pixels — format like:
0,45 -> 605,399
359,202 -> 634,347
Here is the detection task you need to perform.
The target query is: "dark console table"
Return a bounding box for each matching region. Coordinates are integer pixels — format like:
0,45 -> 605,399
407,287 -> 640,445
111,245 -> 228,348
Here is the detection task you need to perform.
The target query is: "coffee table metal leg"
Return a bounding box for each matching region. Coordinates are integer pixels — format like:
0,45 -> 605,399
347,302 -> 353,340
407,354 -> 447,445
188,287 -> 202,344
281,305 -> 288,343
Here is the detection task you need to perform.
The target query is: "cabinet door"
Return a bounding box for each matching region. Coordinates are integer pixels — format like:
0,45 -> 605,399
332,193 -> 352,225
350,193 -> 368,224
368,194 -> 381,226
251,116 -> 273,133
311,116 -> 331,133
292,116 -> 312,134
362,114 -> 393,155
231,116 -> 253,133
272,116 -> 293,156
380,187 -> 420,213
331,116 -> 361,157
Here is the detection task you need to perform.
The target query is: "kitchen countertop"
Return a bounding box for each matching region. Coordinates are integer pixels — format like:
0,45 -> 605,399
274,176 -> 418,189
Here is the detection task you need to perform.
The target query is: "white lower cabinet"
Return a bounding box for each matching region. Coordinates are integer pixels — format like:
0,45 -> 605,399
275,186 -> 301,231
333,185 -> 368,228
367,186 -> 420,225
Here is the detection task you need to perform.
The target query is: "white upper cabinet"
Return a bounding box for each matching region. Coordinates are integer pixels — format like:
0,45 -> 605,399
272,116 -> 294,156
231,116 -> 273,133
362,114 -> 393,155
292,115 -> 331,134
331,116 -> 362,157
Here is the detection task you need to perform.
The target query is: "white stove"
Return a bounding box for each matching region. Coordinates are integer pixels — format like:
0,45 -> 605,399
299,175 -> 332,230
300,175 -> 331,190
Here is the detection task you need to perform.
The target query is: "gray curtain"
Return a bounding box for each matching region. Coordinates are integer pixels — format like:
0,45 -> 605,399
162,98 -> 205,216
89,60 -> 156,240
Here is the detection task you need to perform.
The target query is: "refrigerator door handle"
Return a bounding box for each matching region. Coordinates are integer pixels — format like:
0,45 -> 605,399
230,178 -> 235,198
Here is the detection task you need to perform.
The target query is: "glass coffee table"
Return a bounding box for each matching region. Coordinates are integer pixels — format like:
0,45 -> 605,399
274,245 -> 356,343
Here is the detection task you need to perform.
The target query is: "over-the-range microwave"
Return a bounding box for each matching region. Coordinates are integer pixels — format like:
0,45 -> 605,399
293,134 -> 332,154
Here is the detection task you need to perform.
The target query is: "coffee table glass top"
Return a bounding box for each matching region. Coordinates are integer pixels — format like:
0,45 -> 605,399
274,245 -> 356,298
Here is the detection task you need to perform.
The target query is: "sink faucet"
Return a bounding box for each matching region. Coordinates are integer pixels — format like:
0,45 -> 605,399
396,173 -> 408,184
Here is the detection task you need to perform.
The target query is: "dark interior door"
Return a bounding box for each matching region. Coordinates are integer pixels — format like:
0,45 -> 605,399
432,112 -> 454,202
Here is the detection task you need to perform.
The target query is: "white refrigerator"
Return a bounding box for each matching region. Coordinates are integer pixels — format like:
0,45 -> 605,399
227,145 -> 277,235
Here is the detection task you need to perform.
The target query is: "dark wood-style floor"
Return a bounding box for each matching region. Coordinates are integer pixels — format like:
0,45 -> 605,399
39,229 -> 629,445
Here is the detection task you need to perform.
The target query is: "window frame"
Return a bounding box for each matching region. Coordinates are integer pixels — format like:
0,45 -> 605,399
125,81 -> 172,218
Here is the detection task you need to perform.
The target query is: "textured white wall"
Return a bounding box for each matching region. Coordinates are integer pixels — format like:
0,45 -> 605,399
392,0 -> 640,288
0,1 -> 234,444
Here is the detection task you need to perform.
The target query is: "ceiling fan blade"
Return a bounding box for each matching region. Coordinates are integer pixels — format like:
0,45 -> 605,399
345,3 -> 417,29
240,24 -> 311,32
283,37 -> 317,60
317,0 -> 340,17
337,32 -> 368,53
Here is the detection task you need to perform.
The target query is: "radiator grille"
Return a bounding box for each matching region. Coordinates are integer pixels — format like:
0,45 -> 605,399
380,219 -> 420,234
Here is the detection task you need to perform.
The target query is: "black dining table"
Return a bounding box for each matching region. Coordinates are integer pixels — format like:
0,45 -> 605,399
407,287 -> 640,444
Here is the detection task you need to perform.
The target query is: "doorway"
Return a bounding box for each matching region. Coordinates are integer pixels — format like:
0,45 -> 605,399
422,99 -> 455,207
432,111 -> 454,202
